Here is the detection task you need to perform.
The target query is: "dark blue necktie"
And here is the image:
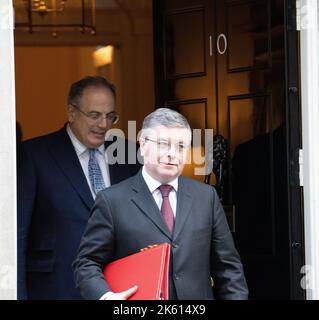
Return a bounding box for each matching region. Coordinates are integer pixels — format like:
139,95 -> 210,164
88,149 -> 106,195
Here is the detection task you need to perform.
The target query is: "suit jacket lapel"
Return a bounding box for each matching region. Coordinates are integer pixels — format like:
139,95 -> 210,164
130,171 -> 172,239
173,177 -> 193,240
47,126 -> 94,210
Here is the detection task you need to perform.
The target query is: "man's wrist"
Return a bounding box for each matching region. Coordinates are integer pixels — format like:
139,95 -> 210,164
99,291 -> 113,300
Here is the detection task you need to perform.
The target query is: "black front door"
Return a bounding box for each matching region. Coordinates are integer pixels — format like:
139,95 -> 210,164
153,0 -> 304,299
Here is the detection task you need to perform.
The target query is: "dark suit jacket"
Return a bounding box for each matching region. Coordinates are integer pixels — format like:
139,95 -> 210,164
73,170 -> 248,300
17,125 -> 141,300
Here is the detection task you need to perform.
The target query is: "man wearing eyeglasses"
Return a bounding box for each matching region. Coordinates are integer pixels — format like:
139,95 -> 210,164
17,76 -> 141,300
73,108 -> 248,300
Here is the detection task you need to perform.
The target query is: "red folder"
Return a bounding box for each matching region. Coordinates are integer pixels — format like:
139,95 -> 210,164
103,243 -> 171,300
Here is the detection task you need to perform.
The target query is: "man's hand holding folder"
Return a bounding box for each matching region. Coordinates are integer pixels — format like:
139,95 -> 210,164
102,243 -> 171,300
100,285 -> 138,300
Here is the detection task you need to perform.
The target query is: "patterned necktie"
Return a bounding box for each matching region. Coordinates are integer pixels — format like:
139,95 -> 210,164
88,149 -> 106,195
158,185 -> 175,235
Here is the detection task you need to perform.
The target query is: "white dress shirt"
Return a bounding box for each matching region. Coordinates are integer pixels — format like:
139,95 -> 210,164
141,166 -> 178,217
66,124 -> 111,198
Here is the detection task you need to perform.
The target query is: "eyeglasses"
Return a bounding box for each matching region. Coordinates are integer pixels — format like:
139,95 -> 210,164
145,137 -> 189,153
70,104 -> 119,124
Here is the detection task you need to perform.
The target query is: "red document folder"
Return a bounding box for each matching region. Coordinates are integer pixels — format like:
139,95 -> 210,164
103,243 -> 171,300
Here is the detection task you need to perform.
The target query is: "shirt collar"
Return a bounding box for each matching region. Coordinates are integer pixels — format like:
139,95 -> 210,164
66,124 -> 105,156
142,166 -> 178,194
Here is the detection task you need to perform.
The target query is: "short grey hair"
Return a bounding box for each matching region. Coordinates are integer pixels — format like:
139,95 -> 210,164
140,108 -> 192,143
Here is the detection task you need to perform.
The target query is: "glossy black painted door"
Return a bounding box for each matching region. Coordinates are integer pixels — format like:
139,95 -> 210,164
153,0 -> 304,299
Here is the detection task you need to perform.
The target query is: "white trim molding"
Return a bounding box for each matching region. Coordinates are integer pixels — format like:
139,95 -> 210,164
0,0 -> 16,300
300,0 -> 319,300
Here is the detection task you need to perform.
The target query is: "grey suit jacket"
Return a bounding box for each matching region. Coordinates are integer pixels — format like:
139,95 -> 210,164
73,170 -> 248,300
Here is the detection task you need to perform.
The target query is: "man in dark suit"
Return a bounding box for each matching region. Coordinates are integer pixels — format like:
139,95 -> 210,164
73,108 -> 248,300
17,76 -> 140,300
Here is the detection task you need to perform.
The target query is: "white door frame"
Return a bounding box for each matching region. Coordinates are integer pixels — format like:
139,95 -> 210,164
300,0 -> 319,300
0,0 -> 17,300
